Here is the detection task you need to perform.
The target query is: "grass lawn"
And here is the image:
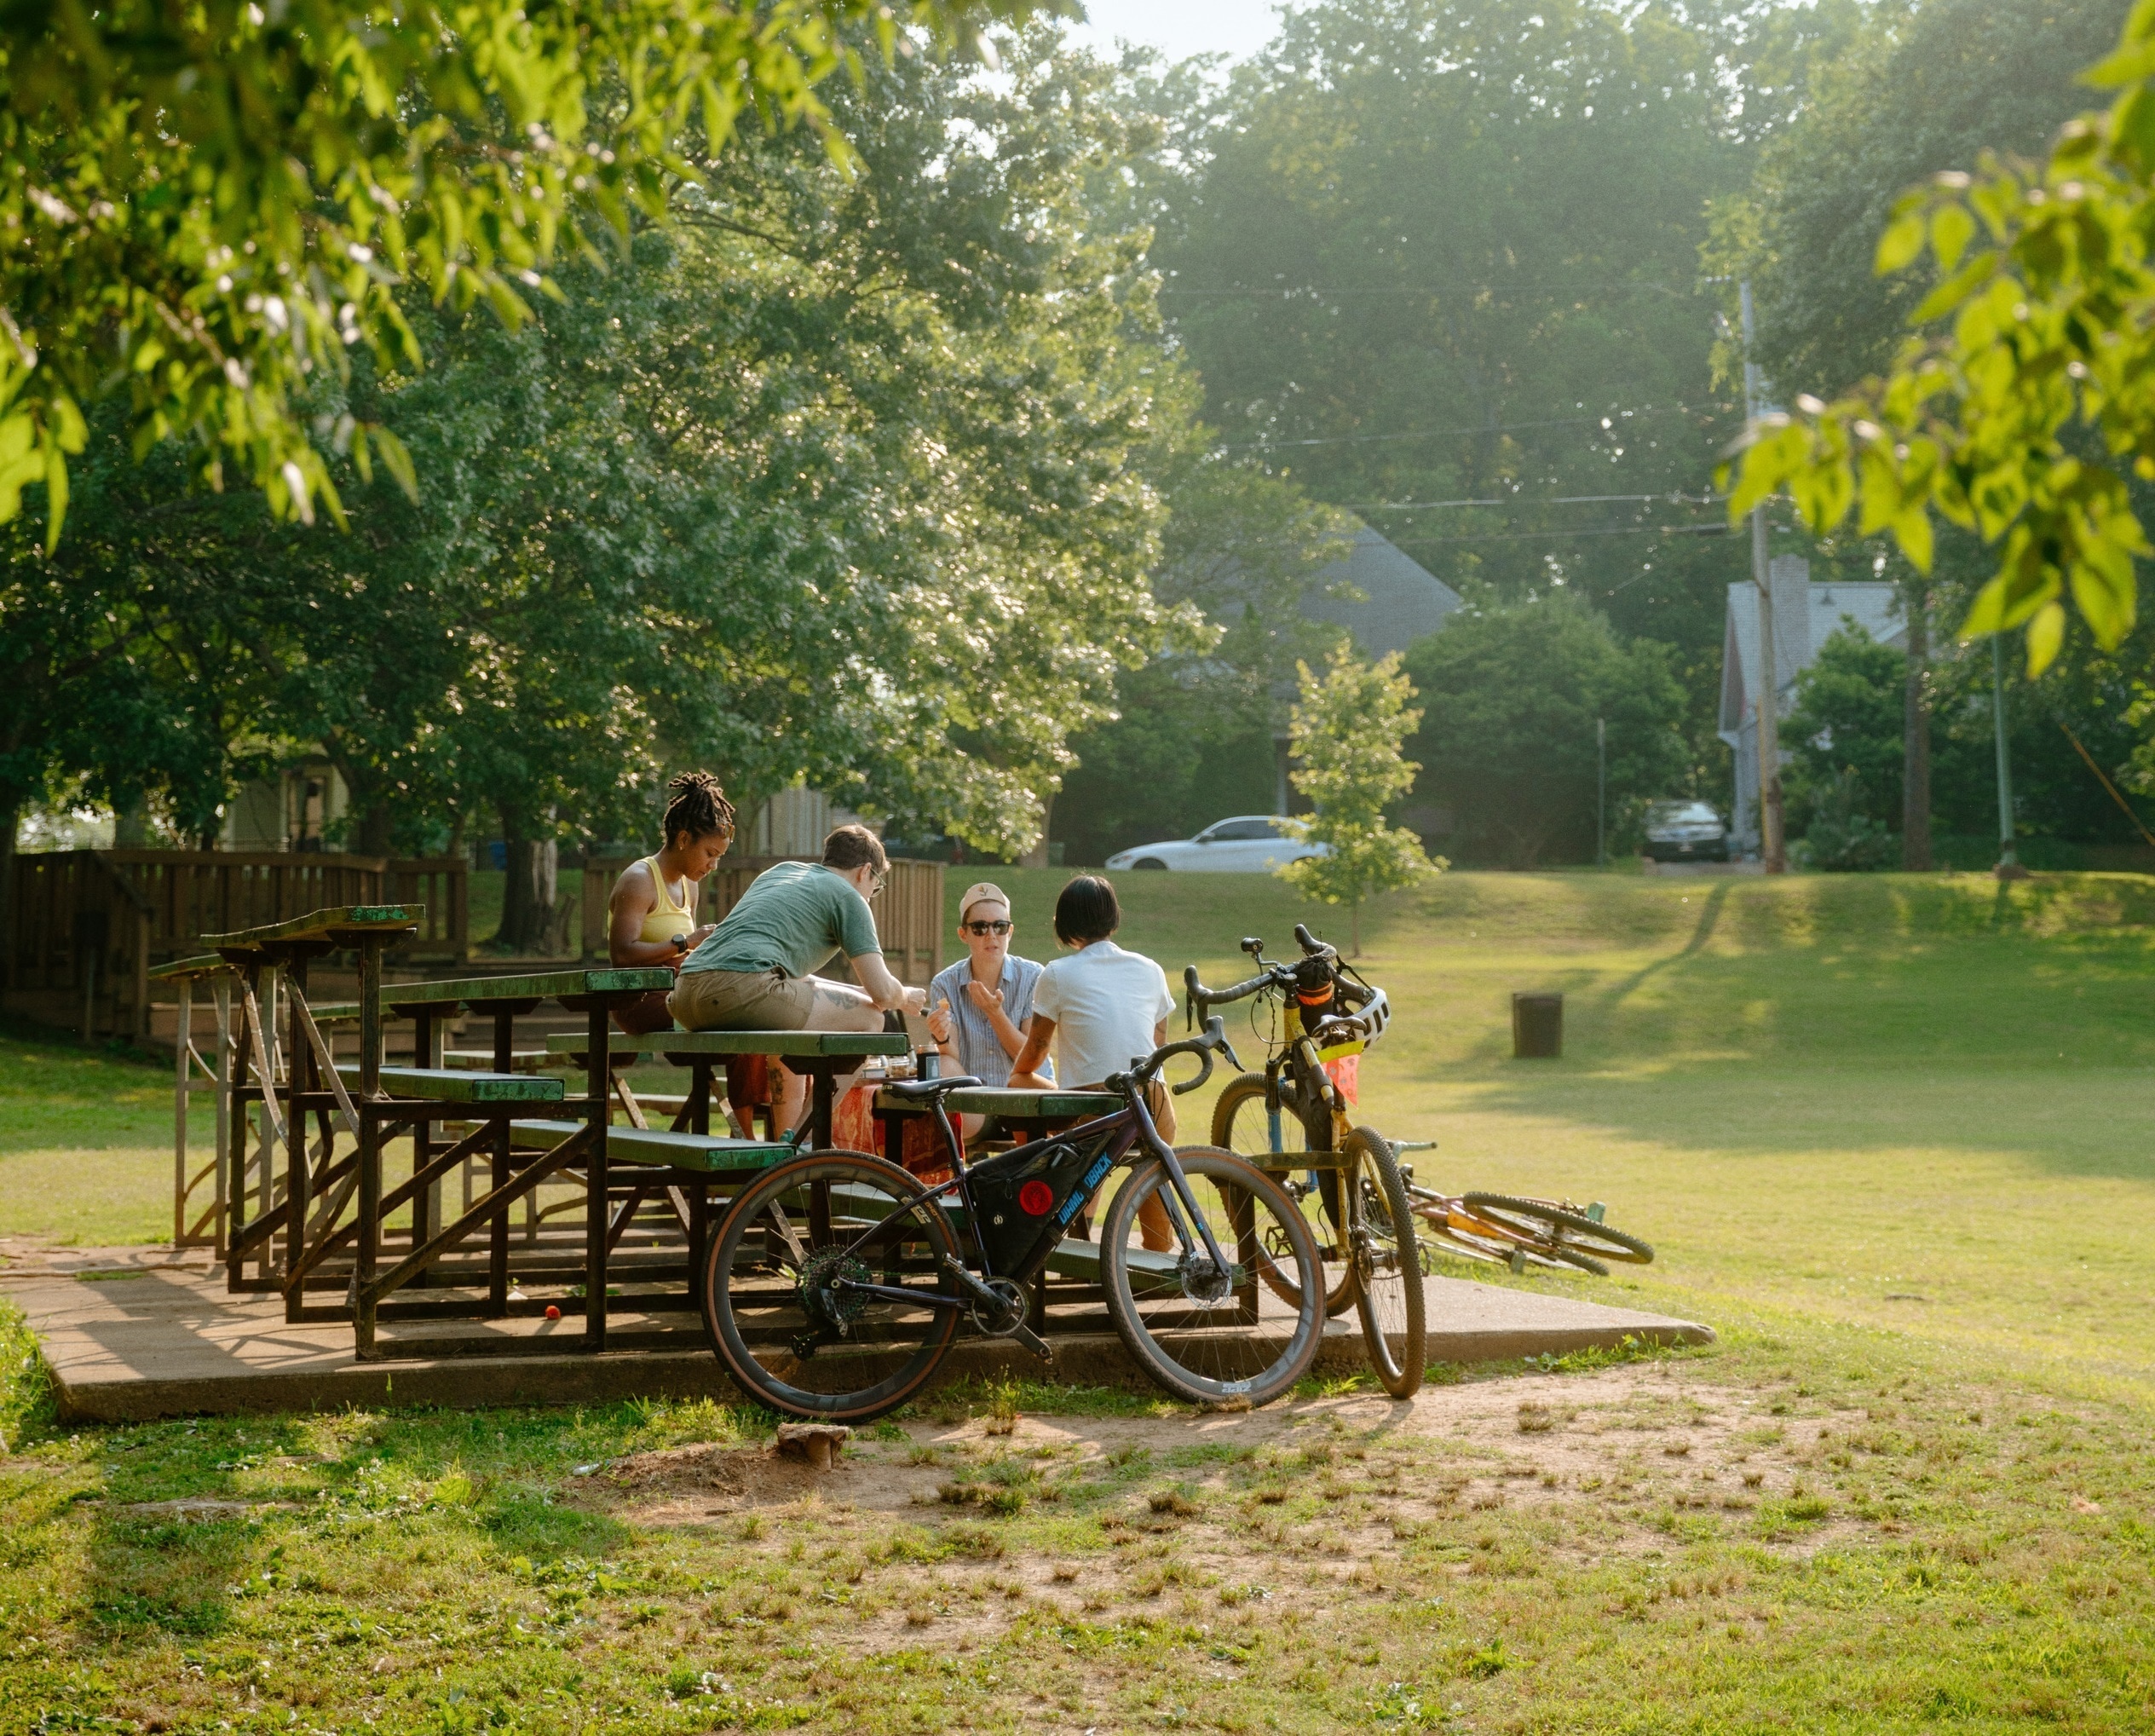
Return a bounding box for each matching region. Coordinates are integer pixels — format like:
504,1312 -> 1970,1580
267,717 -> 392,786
3,868 -> 2155,1731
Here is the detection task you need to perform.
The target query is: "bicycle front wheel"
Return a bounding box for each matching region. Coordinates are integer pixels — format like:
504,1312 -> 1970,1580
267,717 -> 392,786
703,1151 -> 961,1422
1098,1146 -> 1324,1408
1212,1071 -> 1357,1318
1345,1128 -> 1425,1399
1459,1194 -> 1656,1277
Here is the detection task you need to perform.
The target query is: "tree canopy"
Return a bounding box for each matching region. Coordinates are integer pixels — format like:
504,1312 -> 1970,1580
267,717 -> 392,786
0,0 -> 1043,540
1729,0 -> 2155,678
1,28 -> 1200,887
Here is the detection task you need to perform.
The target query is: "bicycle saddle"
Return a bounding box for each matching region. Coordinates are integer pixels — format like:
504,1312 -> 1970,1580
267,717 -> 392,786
881,1074 -> 983,1101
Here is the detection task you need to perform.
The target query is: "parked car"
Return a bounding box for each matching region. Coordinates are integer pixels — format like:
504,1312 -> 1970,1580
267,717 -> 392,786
1642,799 -> 1730,862
1105,815 -> 1328,874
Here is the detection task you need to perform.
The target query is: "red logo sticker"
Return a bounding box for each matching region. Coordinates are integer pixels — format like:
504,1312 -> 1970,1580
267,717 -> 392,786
1017,1179 -> 1054,1216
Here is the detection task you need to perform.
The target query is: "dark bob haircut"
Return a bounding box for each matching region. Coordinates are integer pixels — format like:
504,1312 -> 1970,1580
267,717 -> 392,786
1053,874 -> 1121,947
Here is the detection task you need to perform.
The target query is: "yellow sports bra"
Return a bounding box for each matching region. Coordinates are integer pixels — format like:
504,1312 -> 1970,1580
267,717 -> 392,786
636,856 -> 697,945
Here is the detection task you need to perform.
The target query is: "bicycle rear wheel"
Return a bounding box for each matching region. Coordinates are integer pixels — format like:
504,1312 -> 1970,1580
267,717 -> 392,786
1344,1129 -> 1424,1398
1098,1146 -> 1324,1407
1459,1193 -> 1655,1277
1212,1072 -> 1357,1318
703,1151 -> 961,1422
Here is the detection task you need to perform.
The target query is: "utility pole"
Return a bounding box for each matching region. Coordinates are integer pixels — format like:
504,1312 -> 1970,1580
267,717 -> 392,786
1991,637 -> 2025,877
1595,716 -> 1606,868
1740,280 -> 1787,873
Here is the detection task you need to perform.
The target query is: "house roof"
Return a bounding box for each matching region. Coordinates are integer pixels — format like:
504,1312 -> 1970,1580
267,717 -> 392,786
1301,525 -> 1464,658
1718,559 -> 1905,740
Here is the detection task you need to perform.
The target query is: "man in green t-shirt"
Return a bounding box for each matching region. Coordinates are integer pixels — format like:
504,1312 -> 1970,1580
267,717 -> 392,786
670,824 -> 927,1133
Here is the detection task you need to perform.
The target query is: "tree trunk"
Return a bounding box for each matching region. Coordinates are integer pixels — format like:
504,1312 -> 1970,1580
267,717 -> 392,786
353,801 -> 395,858
1902,582 -> 1933,871
1350,900 -> 1362,958
0,804 -> 16,990
112,795 -> 152,846
496,810 -> 558,954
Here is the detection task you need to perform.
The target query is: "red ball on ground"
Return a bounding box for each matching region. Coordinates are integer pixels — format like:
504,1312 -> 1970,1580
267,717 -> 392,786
545,1304 -> 562,1320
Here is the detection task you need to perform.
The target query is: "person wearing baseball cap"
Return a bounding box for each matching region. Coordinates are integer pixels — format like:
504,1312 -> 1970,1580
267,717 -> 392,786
926,882 -> 1051,1136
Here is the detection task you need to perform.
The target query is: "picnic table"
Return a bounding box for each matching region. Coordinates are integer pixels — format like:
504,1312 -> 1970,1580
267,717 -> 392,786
197,906 -> 424,1312
544,1027 -> 910,1151
870,1085 -> 1121,1155
321,965 -> 684,1358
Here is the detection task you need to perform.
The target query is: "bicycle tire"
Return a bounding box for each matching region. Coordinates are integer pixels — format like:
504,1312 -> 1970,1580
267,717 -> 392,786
1460,1193 -> 1655,1272
1211,1072 -> 1357,1318
703,1151 -> 962,1422
1344,1128 -> 1425,1398
1098,1145 -> 1324,1408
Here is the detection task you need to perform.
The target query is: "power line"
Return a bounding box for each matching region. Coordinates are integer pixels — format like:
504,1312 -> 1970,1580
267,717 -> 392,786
1162,282 -> 1703,300
1386,522 -> 1737,549
1214,401 -> 1734,451
1351,491 -> 1726,510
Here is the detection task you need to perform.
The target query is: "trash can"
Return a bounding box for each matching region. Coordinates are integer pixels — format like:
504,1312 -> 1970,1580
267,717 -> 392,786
1511,992 -> 1564,1059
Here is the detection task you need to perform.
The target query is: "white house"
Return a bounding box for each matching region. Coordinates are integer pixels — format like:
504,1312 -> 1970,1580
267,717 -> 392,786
1718,555 -> 1905,856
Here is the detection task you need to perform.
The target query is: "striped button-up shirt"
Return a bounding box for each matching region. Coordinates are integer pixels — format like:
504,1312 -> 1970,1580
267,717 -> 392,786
929,954 -> 1049,1087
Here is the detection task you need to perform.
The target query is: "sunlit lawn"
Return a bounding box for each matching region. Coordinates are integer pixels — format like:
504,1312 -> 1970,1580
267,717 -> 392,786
4,868 -> 2155,1730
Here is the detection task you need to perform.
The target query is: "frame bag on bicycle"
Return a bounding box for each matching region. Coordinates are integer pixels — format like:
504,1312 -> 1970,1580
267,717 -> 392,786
963,1135 -> 1106,1274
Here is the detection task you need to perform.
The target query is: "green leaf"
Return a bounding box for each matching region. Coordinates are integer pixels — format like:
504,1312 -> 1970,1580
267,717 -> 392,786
1875,209 -> 1927,276
1891,508 -> 1934,574
2024,601 -> 2066,675
1931,203 -> 1978,274
1911,253 -> 1998,324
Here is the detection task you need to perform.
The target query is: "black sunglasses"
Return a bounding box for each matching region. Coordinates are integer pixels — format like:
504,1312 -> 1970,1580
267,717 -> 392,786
963,919 -> 1013,935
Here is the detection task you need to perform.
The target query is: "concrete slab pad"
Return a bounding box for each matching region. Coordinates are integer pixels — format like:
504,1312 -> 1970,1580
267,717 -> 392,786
1,1243 -> 1713,1423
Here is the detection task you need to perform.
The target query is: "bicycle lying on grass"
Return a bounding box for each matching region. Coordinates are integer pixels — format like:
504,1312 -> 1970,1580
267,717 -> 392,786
700,1019 -> 1327,1422
1187,926 -> 1427,1399
1406,1184 -> 1655,1277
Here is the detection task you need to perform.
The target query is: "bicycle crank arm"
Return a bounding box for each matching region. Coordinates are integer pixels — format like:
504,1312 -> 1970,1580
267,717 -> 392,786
937,1256 -> 1055,1364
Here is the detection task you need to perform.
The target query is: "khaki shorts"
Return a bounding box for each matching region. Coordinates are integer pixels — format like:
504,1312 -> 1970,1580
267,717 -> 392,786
1076,1078 -> 1177,1145
669,967 -> 820,1032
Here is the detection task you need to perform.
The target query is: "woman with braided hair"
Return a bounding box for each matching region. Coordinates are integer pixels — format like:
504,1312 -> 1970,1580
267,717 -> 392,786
606,771 -> 736,1036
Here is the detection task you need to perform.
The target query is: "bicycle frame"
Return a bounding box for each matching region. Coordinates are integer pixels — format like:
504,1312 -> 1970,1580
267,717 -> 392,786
819,1082 -> 1236,1317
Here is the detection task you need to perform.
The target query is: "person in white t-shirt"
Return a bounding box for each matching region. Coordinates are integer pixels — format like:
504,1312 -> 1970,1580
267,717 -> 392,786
1010,874 -> 1176,1249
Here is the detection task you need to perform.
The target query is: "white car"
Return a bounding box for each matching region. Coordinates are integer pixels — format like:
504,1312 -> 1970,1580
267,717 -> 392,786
1105,815 -> 1328,873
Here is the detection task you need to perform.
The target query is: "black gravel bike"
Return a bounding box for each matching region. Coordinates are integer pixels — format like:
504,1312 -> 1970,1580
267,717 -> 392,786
701,1019 -> 1326,1422
1188,926 -> 1426,1399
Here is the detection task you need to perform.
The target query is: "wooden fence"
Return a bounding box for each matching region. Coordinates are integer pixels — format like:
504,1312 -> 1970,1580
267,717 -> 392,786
580,856 -> 946,986
3,850 -> 468,1041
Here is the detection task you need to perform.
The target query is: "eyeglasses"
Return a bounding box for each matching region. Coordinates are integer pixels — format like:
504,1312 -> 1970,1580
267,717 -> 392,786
963,920 -> 1012,936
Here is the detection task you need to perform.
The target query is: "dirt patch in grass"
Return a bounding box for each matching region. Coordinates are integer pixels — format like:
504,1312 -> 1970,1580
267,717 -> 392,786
571,1361 -> 1883,1645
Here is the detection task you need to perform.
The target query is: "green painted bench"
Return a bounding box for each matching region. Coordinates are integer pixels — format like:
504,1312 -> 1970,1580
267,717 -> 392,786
508,1118 -> 796,1176
336,1064 -> 564,1104
544,1029 -> 909,1060
542,1028 -> 909,1151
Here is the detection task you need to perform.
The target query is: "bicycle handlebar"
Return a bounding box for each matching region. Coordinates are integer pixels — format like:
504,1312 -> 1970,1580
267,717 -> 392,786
1294,922 -> 1336,962
1116,1016 -> 1244,1098
1182,960 -> 1284,1028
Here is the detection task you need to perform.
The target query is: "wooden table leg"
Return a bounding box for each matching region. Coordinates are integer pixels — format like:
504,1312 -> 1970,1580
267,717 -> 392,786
489,1008 -> 512,1317
355,1102 -> 381,1357
584,1005 -> 608,1352
283,956 -> 310,1320
410,1010 -> 435,1252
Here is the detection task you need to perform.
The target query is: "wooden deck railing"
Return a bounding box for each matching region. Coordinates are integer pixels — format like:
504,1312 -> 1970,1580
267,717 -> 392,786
2,849 -> 469,1041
